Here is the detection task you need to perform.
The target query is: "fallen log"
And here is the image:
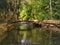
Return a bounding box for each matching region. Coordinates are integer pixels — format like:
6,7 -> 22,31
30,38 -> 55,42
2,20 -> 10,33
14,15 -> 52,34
43,20 -> 60,24
42,24 -> 60,32
7,20 -> 60,32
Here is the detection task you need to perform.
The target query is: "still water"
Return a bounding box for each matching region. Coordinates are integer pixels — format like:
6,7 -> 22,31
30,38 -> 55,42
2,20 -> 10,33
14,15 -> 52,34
0,23 -> 60,45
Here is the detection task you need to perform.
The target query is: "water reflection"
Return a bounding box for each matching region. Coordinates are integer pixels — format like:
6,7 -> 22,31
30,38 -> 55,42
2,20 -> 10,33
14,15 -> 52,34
0,23 -> 60,45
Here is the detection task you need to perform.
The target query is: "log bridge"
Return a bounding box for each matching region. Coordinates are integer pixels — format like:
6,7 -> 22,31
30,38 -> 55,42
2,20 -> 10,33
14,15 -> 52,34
7,20 -> 60,32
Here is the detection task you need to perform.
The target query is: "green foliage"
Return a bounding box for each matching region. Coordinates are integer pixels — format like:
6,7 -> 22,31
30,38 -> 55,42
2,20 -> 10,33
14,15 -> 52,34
31,0 -> 48,20
18,0 -> 50,20
18,1 -> 31,20
52,0 -> 60,19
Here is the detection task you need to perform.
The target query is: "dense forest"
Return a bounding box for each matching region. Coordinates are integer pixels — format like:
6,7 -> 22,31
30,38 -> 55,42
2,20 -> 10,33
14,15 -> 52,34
0,0 -> 60,45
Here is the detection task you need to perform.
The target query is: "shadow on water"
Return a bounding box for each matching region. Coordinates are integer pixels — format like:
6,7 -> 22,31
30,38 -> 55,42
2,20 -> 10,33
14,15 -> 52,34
0,29 -> 18,45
